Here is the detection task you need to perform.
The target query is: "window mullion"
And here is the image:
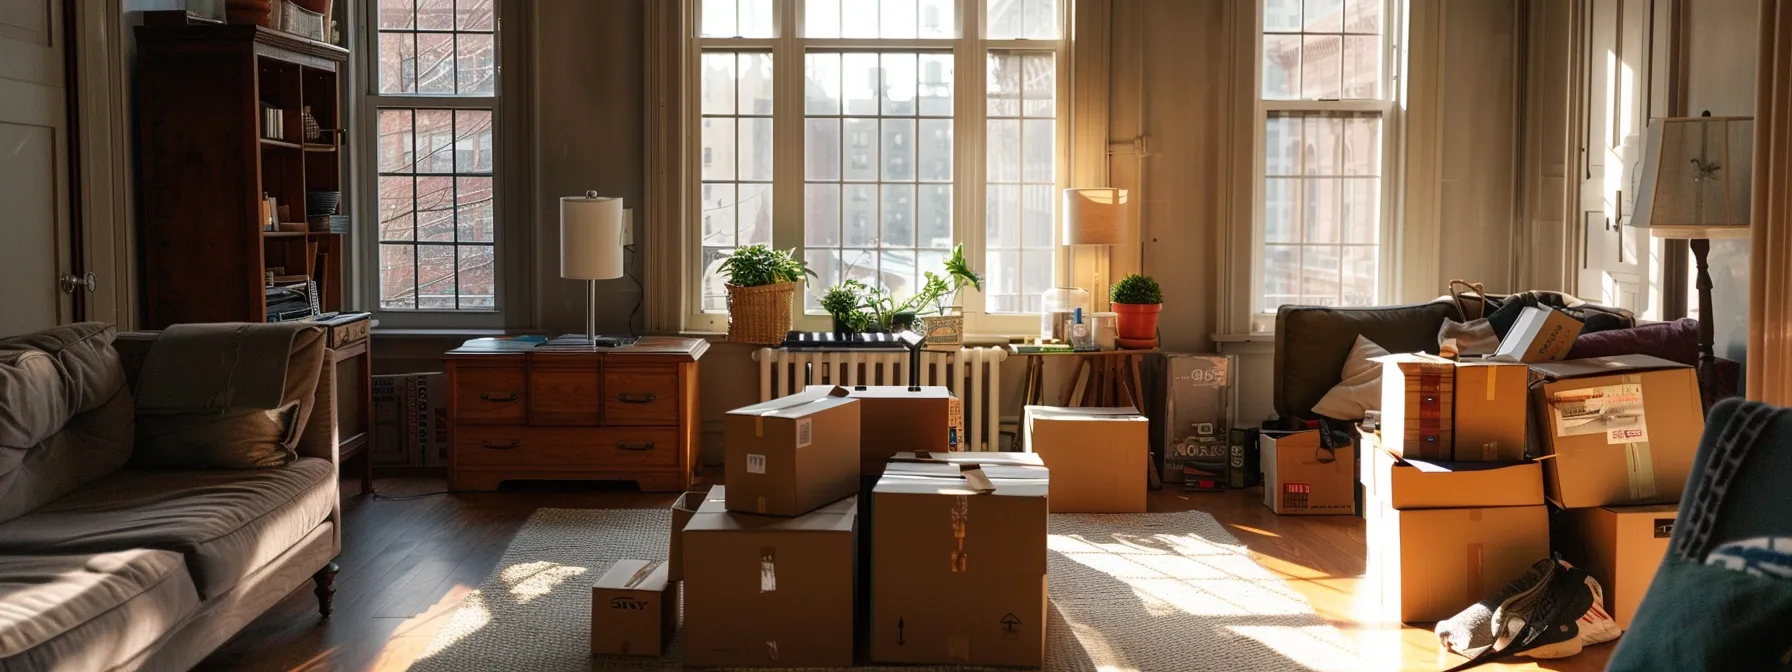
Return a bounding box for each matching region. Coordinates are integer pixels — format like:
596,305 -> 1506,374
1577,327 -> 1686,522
773,2 -> 806,315
957,6 -> 986,319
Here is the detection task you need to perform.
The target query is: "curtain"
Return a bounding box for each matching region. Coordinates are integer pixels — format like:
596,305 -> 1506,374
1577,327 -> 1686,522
1749,1 -> 1792,404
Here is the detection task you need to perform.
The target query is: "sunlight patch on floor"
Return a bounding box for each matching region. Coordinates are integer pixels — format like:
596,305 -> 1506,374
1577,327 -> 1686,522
1227,624 -> 1363,671
499,560 -> 590,605
415,589 -> 493,661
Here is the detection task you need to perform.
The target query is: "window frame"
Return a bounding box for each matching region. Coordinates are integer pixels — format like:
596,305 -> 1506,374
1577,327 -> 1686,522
1249,0 -> 1402,334
355,0 -> 510,329
684,0 -> 1070,336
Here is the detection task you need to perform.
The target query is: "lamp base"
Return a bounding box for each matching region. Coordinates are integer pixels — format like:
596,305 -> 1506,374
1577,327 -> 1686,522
544,334 -> 638,349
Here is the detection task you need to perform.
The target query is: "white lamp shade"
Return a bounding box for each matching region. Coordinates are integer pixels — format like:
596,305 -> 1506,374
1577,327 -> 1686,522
560,194 -> 625,280
1063,188 -> 1129,245
1634,116 -> 1754,239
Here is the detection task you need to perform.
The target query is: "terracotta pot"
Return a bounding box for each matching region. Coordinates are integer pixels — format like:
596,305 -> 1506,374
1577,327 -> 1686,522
1112,302 -> 1162,341
225,0 -> 272,25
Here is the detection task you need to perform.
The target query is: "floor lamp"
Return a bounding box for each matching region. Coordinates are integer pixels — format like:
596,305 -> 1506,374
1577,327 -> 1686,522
553,191 -> 632,347
1633,114 -> 1754,382
1063,188 -> 1129,309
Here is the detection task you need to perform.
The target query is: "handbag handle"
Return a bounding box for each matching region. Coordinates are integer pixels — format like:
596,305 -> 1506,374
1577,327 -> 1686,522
1448,279 -> 1487,321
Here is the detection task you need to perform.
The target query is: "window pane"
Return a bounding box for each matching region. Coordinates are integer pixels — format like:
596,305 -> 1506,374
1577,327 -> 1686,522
379,176 -> 416,241
1265,115 -> 1299,175
454,110 -> 493,173
456,0 -> 494,31
739,183 -> 774,246
805,249 -> 842,311
1342,246 -> 1377,306
1343,115 -> 1380,175
739,52 -> 774,115
1265,178 -> 1298,243
987,184 -> 1019,248
1260,111 -> 1381,315
416,33 -> 455,94
701,183 -> 737,246
1304,178 -> 1341,244
917,118 -> 952,181
1301,244 -> 1340,305
417,0 -> 453,29
1021,118 -> 1053,182
380,244 -> 417,309
1263,245 -> 1298,308
457,245 -> 495,309
379,33 -> 415,94
881,53 -> 917,116
988,52 -> 1021,116
1265,0 -> 1300,31
842,53 -> 879,115
843,118 -> 879,181
842,0 -> 877,37
415,110 -> 453,172
987,119 -> 1019,181
805,53 -> 840,115
1343,35 -> 1382,99
378,109 -> 415,172
882,184 -> 916,248
455,176 -> 494,242
1300,35 -> 1341,99
1021,53 -> 1055,116
456,33 -> 495,95
843,184 -> 878,246
417,176 -> 455,241
882,118 -> 915,180
699,248 -> 730,311
986,50 -> 1057,314
700,0 -> 737,37
1262,35 -> 1300,100
1345,0 -> 1382,33
806,119 -> 842,180
806,0 -> 841,37
701,119 -> 736,181
918,54 -> 954,115
701,53 -> 736,115
987,0 -> 1059,39
917,185 -> 951,248
807,184 -> 842,247
918,0 -> 955,38
379,0 -> 415,29
740,117 -> 773,181
880,0 -> 917,39
1303,0 -> 1343,32
1304,114 -> 1342,175
417,245 -> 457,309
1021,184 -> 1053,247
1343,178 -> 1379,244
738,0 -> 775,37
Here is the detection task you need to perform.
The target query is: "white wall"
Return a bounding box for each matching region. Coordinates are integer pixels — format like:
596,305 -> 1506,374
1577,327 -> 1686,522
1684,0 -> 1758,370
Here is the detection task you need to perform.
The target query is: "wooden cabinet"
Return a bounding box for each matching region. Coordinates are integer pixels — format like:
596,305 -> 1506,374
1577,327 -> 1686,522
443,337 -> 708,492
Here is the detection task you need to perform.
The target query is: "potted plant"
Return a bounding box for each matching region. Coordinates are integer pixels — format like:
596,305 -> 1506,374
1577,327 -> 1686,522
719,244 -> 814,344
1110,274 -> 1163,345
822,281 -> 870,334
920,244 -> 982,349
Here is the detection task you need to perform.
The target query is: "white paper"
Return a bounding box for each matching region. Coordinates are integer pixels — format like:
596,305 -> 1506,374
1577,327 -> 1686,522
1551,384 -> 1650,444
747,454 -> 766,474
795,418 -> 813,448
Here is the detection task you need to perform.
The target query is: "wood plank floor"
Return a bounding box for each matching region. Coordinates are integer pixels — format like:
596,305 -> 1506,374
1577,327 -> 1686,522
196,477 -> 1612,672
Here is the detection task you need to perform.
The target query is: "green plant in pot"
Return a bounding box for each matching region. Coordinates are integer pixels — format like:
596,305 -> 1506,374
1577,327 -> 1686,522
821,281 -> 871,334
718,244 -> 814,344
1110,274 -> 1163,344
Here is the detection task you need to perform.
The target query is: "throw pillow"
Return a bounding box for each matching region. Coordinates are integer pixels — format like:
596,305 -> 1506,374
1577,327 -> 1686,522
133,325 -> 326,469
1565,317 -> 1700,365
1439,318 -> 1500,357
1312,334 -> 1390,421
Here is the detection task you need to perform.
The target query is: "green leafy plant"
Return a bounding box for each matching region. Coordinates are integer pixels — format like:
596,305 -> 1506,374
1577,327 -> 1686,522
938,244 -> 983,310
1110,273 -> 1164,305
718,244 -> 815,287
821,282 -> 872,331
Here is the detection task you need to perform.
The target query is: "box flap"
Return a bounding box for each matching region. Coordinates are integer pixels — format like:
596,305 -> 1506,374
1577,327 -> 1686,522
594,559 -> 669,591
838,385 -> 955,400
875,460 -> 1049,497
1402,458 -> 1532,474
1528,355 -> 1690,381
727,386 -> 856,418
888,450 -> 1045,467
1370,352 -> 1455,365
685,494 -> 858,533
1023,405 -> 1147,422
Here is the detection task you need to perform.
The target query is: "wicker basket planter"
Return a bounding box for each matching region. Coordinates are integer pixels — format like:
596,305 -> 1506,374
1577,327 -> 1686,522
726,282 -> 797,344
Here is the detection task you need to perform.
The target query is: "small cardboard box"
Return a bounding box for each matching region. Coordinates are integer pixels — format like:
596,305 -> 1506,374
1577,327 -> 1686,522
1373,353 -> 1456,461
1261,430 -> 1357,515
1529,355 -> 1704,509
1022,405 -> 1148,513
841,385 -> 957,476
668,489 -> 720,582
724,387 -> 862,516
1553,504 -> 1678,628
1495,306 -> 1585,363
590,559 -> 675,657
1364,499 -> 1552,622
371,372 -> 449,466
682,489 -> 858,668
1453,360 -> 1529,461
1360,433 -> 1543,509
871,454 -> 1049,667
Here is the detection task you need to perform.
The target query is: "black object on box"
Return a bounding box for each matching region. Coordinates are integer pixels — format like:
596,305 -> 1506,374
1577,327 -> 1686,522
1227,427 -> 1261,489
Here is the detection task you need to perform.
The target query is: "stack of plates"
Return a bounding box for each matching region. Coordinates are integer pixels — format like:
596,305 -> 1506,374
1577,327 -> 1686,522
305,191 -> 341,218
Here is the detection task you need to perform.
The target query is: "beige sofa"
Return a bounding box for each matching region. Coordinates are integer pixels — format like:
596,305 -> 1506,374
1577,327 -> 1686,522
0,324 -> 341,671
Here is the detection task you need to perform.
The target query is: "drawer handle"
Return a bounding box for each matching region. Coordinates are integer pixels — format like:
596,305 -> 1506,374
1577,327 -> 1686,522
480,440 -> 520,450
616,441 -> 656,451
480,391 -> 519,403
615,392 -> 658,404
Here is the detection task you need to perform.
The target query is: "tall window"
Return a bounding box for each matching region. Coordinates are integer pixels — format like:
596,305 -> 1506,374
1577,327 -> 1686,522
369,0 -> 499,312
693,0 -> 1066,331
1256,0 -> 1393,330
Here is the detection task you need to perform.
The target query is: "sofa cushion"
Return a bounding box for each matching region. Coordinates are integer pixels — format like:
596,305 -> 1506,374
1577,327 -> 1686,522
0,323 -> 134,523
133,324 -> 327,469
1312,335 -> 1389,421
0,549 -> 198,672
1275,301 -> 1459,422
0,458 -> 335,599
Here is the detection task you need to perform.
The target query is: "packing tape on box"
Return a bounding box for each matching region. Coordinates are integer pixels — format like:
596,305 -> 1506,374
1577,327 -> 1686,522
958,465 -> 997,494
759,547 -> 777,592
950,496 -> 969,573
1486,367 -> 1499,400
1465,542 -> 1485,607
947,634 -> 971,661
754,416 -> 764,438
766,640 -> 779,661
1621,374 -> 1658,501
623,560 -> 663,589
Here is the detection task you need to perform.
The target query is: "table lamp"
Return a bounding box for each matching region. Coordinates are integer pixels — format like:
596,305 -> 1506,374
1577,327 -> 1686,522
1633,113 -> 1753,379
555,191 -> 629,347
1063,188 -> 1129,310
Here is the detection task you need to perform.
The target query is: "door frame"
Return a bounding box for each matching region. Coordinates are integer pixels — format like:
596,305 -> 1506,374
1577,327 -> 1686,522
66,0 -> 135,328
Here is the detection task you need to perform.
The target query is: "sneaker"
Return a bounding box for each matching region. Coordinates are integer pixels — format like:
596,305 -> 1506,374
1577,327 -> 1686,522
1440,557 -> 1601,671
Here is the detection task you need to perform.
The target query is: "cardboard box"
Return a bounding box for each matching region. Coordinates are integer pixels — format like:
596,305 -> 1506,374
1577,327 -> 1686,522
371,372 -> 449,466
1022,405 -> 1148,513
1227,427 -> 1261,489
668,489 -> 720,582
1359,433 -> 1544,509
1453,361 -> 1529,461
1364,499 -> 1552,622
682,486 -> 857,668
590,559 -> 674,656
841,385 -> 957,476
1373,353 -> 1456,461
1495,306 -> 1585,363
1553,504 -> 1678,628
724,387 -> 862,516
1261,430 -> 1357,515
871,454 -> 1049,667
1529,355 -> 1704,508
1161,354 -> 1238,484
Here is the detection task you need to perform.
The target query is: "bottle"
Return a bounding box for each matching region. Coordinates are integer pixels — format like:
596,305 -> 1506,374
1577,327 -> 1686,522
1070,307 -> 1095,351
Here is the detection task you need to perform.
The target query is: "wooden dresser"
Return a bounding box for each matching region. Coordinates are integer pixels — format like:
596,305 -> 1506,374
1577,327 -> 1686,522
443,337 -> 709,491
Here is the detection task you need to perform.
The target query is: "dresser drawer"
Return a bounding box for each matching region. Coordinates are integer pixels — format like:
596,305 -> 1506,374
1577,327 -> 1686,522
603,366 -> 680,425
454,426 -> 680,468
455,367 -> 527,424
529,366 -> 601,425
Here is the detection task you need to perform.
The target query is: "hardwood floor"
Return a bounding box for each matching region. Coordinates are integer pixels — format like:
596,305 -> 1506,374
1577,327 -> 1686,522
197,477 -> 1613,672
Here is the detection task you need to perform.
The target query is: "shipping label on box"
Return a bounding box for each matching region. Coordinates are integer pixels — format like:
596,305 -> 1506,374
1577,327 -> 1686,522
1529,356 -> 1703,509
681,495 -> 858,669
871,456 -> 1049,667
590,559 -> 674,657
1023,406 -> 1148,513
725,387 -> 861,516
1261,430 -> 1356,515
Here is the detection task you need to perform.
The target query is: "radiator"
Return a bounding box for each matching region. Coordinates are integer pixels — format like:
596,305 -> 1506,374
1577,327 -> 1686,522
752,346 -> 1009,451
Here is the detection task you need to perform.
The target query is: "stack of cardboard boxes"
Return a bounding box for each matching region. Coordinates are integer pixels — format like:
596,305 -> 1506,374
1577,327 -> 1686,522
623,384 -> 1051,668
1353,306 -> 1705,628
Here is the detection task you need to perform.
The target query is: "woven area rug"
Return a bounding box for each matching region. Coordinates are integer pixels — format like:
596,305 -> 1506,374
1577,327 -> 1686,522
411,509 -> 1360,671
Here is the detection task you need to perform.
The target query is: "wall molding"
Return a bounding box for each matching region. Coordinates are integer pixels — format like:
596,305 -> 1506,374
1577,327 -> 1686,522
1748,0 -> 1792,403
642,0 -> 689,333
73,0 -> 135,327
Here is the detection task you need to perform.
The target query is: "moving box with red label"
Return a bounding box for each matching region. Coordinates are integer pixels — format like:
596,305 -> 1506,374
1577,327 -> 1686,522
1552,504 -> 1678,628
1372,353 -> 1456,461
1022,405 -> 1148,513
840,385 -> 957,476
724,387 -> 861,516
590,559 -> 675,656
1452,360 -> 1529,461
1261,430 -> 1356,515
681,485 -> 857,668
871,452 -> 1048,667
1495,306 -> 1585,363
1529,355 -> 1704,509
